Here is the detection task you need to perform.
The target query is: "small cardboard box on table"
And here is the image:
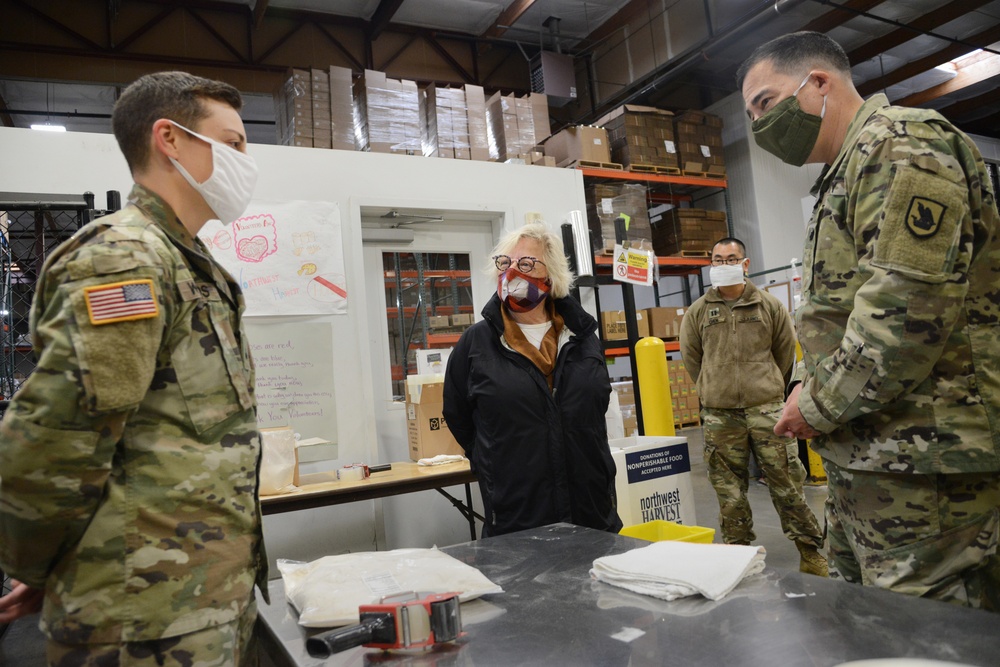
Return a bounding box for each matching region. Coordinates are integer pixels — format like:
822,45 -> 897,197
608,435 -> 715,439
610,435 -> 696,528
405,375 -> 464,461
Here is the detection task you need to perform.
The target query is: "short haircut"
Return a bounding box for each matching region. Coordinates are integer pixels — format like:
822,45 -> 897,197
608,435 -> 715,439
489,221 -> 575,299
112,71 -> 243,174
713,237 -> 746,257
736,31 -> 851,90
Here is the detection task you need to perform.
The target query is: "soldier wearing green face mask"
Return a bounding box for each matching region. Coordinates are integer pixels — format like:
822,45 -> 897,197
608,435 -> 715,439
739,31 -> 1000,609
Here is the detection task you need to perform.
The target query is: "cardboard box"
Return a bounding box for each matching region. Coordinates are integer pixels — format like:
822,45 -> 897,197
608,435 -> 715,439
428,315 -> 451,329
610,435 -> 697,527
543,125 -> 611,165
405,379 -> 463,461
450,313 -> 473,326
601,310 -> 648,340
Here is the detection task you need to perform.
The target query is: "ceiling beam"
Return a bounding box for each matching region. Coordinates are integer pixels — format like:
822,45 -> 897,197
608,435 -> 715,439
961,109 -> 1000,135
857,23 -> 1000,97
369,0 -> 406,41
315,24 -> 365,72
11,0 -> 104,51
423,33 -> 475,84
798,0 -> 889,33
113,5 -> 178,51
895,53 -> 1000,108
931,80 -> 1000,122
484,0 -> 537,40
252,0 -> 269,29
847,0 -> 992,65
183,6 -> 248,63
574,0 -> 649,52
378,33 -> 419,72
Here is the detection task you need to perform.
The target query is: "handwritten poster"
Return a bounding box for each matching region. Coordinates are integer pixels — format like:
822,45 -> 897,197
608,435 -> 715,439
246,320 -> 338,442
199,200 -> 346,316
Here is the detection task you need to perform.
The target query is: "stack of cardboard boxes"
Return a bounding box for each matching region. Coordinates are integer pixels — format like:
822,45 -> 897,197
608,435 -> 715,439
542,125 -> 610,167
668,359 -> 700,427
354,69 -> 422,155
422,84 -> 491,161
274,67 -> 355,150
673,110 -> 726,176
650,207 -> 729,257
611,381 -> 639,437
600,306 -> 686,342
585,182 -> 652,254
596,104 -> 679,171
486,92 -> 550,163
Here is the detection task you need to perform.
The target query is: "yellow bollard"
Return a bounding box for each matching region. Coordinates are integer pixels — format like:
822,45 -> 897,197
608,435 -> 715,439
635,337 -> 675,436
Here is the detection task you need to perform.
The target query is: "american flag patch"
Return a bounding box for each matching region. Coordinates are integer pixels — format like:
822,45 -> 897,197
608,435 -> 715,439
84,279 -> 159,325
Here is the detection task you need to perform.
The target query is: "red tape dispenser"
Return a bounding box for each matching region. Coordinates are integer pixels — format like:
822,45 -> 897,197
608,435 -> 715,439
305,591 -> 464,658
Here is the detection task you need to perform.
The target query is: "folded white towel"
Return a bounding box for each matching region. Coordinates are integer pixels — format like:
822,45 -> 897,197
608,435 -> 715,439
417,454 -> 466,466
590,541 -> 766,601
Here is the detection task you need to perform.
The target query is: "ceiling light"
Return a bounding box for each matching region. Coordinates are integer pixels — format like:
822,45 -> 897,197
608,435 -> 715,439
30,123 -> 66,132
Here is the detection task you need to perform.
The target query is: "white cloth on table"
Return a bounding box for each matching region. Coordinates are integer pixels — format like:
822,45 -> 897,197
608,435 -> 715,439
590,540 -> 766,601
417,454 -> 466,466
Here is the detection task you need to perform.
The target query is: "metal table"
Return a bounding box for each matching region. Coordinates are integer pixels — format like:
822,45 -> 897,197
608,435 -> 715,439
257,523 -> 1000,667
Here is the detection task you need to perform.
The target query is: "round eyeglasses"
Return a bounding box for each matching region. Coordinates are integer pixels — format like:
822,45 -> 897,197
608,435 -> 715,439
494,255 -> 546,273
711,257 -> 746,266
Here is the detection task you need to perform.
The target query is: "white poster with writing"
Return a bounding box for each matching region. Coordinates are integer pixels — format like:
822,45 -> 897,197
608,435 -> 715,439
246,319 -> 338,442
199,200 -> 346,316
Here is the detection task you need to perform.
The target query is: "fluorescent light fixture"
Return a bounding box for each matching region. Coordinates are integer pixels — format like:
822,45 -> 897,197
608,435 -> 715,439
30,123 -> 66,132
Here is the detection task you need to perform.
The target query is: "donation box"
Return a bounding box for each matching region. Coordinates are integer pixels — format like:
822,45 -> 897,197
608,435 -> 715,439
610,435 -> 696,528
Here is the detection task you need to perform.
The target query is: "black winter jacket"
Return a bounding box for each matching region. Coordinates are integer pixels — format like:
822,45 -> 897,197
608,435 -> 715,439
443,293 -> 622,537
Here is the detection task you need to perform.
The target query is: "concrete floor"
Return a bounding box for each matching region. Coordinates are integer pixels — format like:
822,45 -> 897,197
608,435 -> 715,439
0,425 -> 828,665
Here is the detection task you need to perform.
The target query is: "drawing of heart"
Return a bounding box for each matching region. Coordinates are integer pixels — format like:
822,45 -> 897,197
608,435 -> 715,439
237,235 -> 271,262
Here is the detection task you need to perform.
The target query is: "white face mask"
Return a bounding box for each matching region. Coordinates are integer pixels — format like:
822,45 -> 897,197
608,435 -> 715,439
710,263 -> 746,287
167,121 -> 258,224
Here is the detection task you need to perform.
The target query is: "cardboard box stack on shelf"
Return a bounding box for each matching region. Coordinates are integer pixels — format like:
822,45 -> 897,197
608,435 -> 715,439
423,84 -> 470,159
274,68 -> 312,148
274,67 -> 355,150
611,381 -> 639,437
673,110 -> 725,176
585,182 -> 652,254
596,104 -> 679,171
650,207 -> 729,257
644,306 -> 687,341
542,125 -> 610,167
486,92 -> 550,164
600,310 -> 649,341
668,359 -> 700,427
354,69 -> 422,155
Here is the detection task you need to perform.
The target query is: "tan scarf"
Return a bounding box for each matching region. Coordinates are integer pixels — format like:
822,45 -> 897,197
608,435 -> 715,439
501,300 -> 564,391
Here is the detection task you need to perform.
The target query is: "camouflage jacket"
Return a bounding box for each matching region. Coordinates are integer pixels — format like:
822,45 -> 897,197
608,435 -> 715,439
0,185 -> 268,643
681,280 -> 796,409
796,94 -> 1000,474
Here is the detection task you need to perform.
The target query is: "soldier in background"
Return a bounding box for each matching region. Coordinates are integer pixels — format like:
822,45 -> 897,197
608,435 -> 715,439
0,71 -> 268,662
680,237 -> 826,576
740,32 -> 1000,608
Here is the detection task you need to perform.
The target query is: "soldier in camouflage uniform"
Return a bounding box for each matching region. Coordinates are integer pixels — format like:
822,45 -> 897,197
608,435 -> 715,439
740,32 -> 1000,609
681,238 -> 826,576
0,72 -> 269,663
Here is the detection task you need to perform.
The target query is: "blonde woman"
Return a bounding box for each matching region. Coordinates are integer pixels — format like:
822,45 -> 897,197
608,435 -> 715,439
443,222 -> 622,537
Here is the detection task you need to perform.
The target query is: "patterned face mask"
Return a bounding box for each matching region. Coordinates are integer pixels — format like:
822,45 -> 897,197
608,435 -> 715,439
498,267 -> 551,312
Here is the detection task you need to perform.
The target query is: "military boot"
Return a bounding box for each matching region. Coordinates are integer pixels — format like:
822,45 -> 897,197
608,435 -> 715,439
796,542 -> 828,577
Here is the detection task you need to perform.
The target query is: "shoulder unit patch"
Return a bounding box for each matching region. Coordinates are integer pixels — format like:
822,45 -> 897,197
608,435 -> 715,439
904,196 -> 946,238
84,279 -> 159,325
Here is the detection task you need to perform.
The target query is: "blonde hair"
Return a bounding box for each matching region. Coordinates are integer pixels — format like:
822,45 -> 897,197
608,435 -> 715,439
488,221 -> 575,298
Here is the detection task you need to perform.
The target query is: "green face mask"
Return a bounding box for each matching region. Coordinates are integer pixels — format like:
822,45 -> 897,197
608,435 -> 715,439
751,74 -> 826,167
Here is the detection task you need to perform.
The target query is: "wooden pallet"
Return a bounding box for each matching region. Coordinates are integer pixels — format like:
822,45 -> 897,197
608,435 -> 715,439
681,169 -> 726,180
669,250 -> 710,258
674,419 -> 701,430
565,159 -> 624,171
628,163 -> 682,175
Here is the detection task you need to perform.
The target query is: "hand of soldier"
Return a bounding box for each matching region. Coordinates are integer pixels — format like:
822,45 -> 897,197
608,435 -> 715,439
774,383 -> 821,440
0,579 -> 44,623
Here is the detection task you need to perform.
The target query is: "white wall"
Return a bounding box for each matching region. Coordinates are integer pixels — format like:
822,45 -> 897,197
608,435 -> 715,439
0,126 -> 591,570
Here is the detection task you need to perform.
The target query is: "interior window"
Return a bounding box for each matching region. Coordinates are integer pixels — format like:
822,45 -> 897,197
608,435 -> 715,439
383,252 -> 473,400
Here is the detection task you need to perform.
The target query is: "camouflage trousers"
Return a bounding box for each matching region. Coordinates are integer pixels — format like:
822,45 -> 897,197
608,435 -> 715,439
46,599 -> 258,667
824,459 -> 1000,610
702,402 -> 823,548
